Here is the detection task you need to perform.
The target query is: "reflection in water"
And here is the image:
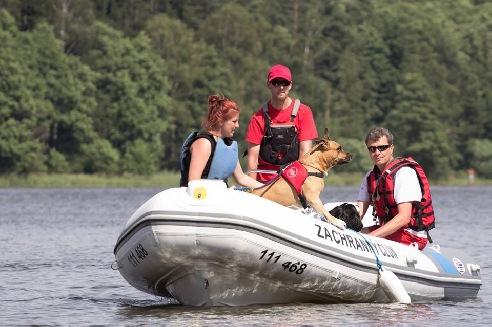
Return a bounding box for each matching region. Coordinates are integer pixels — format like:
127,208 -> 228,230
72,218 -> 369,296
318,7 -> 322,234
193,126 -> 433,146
117,301 -> 438,326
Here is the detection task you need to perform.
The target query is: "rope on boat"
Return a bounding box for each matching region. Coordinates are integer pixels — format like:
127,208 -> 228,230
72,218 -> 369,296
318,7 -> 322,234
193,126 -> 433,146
348,228 -> 411,303
348,228 -> 382,270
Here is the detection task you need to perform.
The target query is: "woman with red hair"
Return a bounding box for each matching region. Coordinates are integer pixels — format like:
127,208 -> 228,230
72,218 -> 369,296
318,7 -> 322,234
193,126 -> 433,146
180,94 -> 263,189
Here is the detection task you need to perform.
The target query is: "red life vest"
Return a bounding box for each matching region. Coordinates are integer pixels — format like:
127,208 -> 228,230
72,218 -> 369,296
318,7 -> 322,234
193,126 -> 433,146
366,157 -> 435,233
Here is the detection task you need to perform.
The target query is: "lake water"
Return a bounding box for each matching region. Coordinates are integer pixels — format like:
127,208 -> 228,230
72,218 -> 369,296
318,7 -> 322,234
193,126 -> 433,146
1,185 -> 490,326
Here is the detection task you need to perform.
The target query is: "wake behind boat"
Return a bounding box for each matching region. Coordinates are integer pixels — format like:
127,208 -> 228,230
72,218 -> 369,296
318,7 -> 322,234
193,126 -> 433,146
113,179 -> 481,306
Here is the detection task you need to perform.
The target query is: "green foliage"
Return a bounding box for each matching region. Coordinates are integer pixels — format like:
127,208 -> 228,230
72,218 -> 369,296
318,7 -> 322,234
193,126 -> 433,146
143,14 -> 230,167
467,139 -> 492,179
29,22 -> 100,172
82,21 -> 172,171
121,139 -> 158,175
0,119 -> 47,174
79,139 -> 120,174
0,10 -> 50,173
386,72 -> 458,178
332,137 -> 374,174
47,148 -> 70,173
0,2 -> 491,179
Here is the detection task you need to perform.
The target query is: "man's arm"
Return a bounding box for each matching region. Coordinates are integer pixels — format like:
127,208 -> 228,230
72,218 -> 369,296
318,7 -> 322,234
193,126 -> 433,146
246,143 -> 260,180
368,167 -> 421,237
356,200 -> 370,219
299,140 -> 313,158
369,202 -> 413,238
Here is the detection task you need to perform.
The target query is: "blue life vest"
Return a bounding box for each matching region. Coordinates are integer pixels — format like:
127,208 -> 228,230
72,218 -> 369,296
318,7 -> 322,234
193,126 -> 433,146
207,137 -> 238,181
179,132 -> 237,187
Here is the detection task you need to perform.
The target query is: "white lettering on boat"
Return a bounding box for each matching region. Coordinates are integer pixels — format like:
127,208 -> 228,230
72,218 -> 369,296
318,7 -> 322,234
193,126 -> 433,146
315,224 -> 398,259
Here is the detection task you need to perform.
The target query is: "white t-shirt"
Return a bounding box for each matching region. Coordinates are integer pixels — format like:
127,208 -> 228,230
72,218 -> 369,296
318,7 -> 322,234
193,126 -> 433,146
357,166 -> 422,204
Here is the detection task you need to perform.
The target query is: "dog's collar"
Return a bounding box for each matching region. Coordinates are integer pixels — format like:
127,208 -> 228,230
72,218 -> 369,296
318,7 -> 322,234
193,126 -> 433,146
308,171 -> 325,178
303,163 -> 326,178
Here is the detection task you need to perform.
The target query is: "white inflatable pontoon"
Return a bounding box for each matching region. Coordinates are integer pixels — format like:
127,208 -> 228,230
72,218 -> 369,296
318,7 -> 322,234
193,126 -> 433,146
113,180 -> 481,306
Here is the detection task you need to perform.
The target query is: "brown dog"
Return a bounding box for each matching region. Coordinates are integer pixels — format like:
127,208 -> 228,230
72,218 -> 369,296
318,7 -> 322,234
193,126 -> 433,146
251,128 -> 352,229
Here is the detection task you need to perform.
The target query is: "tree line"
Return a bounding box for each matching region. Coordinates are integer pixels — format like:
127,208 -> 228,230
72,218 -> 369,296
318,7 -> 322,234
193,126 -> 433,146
0,0 -> 491,179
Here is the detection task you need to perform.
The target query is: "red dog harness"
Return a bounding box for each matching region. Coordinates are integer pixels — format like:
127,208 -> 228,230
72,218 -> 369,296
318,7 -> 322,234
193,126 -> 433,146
248,161 -> 324,209
281,161 -> 309,194
281,161 -> 325,199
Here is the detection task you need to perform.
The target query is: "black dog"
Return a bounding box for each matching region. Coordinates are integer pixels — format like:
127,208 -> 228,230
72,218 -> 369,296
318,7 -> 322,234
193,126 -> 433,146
329,203 -> 363,232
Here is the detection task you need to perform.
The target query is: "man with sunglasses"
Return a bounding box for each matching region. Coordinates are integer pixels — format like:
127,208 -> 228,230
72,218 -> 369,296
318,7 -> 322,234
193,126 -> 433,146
356,127 -> 435,250
245,64 -> 318,182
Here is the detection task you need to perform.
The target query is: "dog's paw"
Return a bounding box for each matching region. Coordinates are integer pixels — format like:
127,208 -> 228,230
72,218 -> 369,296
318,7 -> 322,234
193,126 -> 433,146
331,218 -> 346,230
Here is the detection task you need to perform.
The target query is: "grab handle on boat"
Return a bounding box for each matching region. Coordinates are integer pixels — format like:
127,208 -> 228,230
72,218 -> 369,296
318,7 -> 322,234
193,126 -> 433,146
245,169 -> 279,175
468,264 -> 481,276
406,254 -> 418,267
111,260 -> 121,270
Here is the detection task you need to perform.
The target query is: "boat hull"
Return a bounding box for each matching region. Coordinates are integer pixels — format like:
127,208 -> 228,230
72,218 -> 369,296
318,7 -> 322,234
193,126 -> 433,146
114,180 -> 481,306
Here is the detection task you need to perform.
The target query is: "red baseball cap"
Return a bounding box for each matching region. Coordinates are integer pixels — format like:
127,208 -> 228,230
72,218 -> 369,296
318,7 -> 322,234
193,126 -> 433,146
267,64 -> 292,82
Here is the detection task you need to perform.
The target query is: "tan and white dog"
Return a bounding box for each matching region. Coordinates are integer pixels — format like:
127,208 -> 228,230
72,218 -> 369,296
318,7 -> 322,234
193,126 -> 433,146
251,128 -> 352,229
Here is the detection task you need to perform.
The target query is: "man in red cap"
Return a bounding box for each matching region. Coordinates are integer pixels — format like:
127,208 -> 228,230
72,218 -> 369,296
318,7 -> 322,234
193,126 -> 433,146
245,64 -> 318,182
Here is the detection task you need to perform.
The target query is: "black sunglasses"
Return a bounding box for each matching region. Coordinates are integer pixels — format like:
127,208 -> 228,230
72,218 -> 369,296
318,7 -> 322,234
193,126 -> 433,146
270,79 -> 291,87
367,144 -> 391,153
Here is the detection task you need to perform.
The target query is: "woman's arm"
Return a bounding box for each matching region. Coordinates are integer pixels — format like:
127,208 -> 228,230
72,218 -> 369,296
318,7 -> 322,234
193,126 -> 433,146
232,162 -> 264,188
188,138 -> 213,183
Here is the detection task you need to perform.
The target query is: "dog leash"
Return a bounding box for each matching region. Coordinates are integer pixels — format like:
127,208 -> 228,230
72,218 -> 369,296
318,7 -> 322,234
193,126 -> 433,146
242,162 -> 298,192
234,186 -> 253,192
234,171 -> 282,192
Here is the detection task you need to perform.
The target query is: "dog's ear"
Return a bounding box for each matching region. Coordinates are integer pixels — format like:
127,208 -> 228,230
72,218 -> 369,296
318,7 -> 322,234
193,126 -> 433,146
324,128 -> 331,141
342,203 -> 353,210
343,203 -> 360,217
329,206 -> 342,218
320,139 -> 331,150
